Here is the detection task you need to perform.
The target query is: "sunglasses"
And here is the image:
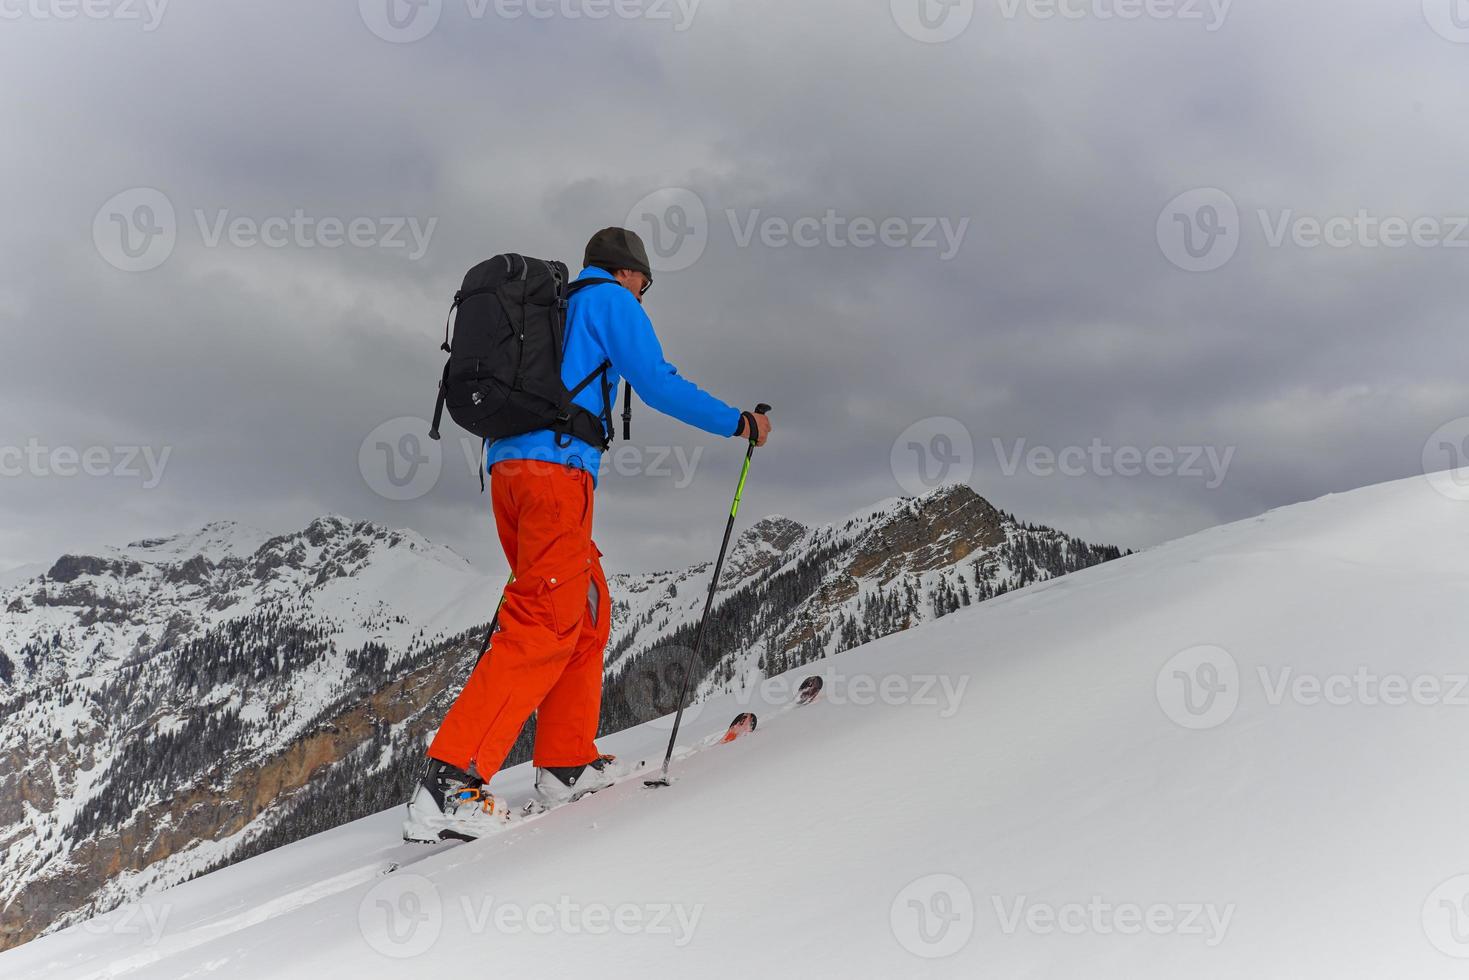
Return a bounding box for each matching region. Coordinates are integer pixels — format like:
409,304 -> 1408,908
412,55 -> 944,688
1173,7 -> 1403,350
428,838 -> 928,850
638,274 -> 653,297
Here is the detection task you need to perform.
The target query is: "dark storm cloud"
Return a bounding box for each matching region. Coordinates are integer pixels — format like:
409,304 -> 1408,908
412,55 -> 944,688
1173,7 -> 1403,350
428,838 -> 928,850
2,0 -> 1467,576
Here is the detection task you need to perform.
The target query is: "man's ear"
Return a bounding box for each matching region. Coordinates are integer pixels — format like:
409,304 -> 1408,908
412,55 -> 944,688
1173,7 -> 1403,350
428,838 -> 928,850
610,269 -> 642,300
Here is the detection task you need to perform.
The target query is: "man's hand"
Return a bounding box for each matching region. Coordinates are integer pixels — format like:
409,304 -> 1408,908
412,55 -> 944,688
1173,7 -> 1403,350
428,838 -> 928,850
737,410 -> 772,447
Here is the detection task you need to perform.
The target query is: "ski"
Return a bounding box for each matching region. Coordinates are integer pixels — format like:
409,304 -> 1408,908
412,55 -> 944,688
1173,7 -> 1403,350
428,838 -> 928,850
644,672 -> 821,786
720,711 -> 758,743
398,673 -> 826,855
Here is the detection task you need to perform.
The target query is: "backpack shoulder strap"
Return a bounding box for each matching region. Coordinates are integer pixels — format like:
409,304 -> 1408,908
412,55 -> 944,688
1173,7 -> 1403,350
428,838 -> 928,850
566,277 -> 619,297
552,276 -> 630,450
566,360 -> 611,400
566,277 -> 635,439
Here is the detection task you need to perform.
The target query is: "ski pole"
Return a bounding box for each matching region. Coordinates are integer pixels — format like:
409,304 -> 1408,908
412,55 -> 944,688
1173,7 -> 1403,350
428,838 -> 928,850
471,575 -> 514,673
646,403 -> 771,788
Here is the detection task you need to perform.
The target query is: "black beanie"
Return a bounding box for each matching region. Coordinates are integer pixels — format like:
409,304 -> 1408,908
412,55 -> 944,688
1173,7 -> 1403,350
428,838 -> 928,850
584,227 -> 652,278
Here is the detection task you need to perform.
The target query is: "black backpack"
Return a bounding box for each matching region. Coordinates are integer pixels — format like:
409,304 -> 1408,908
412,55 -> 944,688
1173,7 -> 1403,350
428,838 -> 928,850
429,254 -> 632,454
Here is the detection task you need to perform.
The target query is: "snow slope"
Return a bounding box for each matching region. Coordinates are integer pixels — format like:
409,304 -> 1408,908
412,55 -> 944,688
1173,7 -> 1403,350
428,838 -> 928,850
6,471 -> 1469,978
0,517 -> 500,939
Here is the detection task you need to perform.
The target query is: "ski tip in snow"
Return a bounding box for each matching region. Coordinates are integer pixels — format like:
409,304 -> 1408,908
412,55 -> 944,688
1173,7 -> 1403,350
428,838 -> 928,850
721,711 -> 758,743
797,674 -> 824,705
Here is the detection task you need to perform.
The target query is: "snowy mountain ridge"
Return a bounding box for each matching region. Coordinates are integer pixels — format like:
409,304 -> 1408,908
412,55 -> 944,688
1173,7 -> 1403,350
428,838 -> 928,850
0,485 -> 1123,951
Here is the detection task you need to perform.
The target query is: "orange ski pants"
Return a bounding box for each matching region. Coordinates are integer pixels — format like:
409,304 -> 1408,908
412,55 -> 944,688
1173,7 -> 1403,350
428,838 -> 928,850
428,460 -> 611,780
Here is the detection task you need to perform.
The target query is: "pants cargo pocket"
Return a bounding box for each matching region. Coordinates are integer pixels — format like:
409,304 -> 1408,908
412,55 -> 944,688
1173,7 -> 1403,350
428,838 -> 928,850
542,568 -> 592,637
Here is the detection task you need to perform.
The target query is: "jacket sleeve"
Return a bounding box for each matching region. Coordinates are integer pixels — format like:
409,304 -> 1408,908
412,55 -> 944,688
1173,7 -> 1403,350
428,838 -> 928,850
593,289 -> 742,438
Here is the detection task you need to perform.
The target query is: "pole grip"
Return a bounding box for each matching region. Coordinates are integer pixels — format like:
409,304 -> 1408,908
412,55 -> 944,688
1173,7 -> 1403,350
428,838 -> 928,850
755,403 -> 772,415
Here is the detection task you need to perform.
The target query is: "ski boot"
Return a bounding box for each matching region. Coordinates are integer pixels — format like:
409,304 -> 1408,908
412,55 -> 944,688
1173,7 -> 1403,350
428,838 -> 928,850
532,755 -> 616,807
403,759 -> 511,843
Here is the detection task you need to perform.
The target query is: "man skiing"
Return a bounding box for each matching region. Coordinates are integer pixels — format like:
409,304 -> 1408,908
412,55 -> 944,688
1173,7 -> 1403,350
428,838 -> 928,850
404,227 -> 772,842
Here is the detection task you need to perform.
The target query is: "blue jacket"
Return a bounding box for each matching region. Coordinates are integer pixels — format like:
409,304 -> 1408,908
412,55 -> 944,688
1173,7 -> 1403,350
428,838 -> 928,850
486,266 -> 742,481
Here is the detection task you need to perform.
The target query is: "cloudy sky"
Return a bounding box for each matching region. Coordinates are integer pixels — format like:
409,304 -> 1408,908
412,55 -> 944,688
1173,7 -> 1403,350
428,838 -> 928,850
2,0 -> 1467,580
